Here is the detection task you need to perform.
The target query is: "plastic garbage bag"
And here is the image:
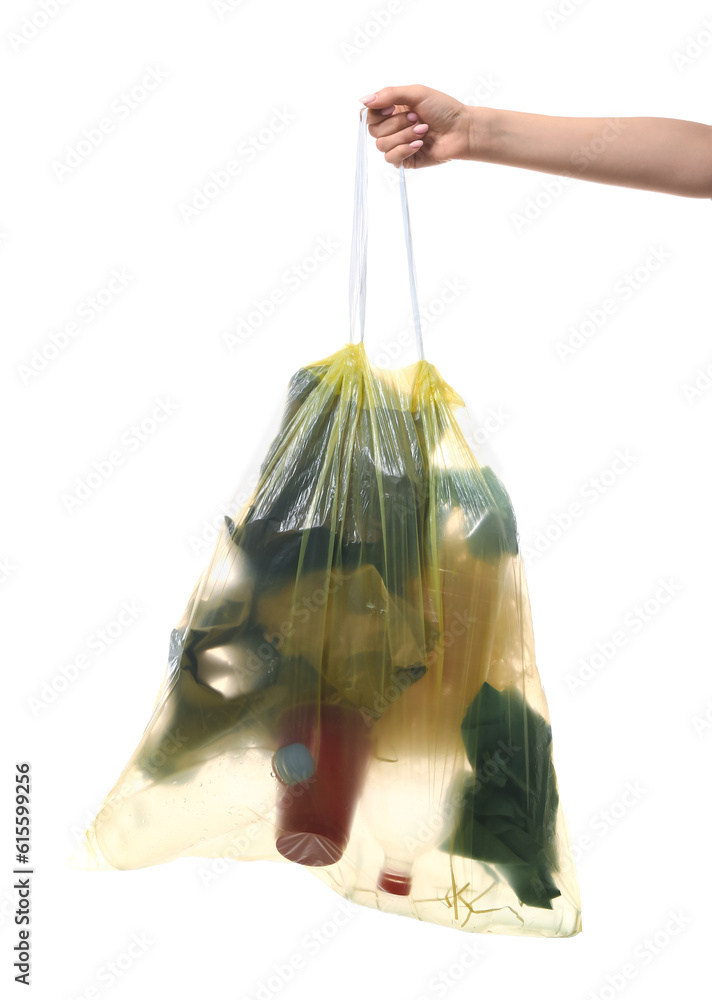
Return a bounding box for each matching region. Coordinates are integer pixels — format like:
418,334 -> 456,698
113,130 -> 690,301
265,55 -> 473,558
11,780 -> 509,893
76,107 -> 582,938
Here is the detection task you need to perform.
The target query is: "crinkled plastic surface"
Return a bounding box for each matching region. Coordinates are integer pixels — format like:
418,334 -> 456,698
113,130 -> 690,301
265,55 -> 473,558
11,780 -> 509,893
77,341 -> 582,938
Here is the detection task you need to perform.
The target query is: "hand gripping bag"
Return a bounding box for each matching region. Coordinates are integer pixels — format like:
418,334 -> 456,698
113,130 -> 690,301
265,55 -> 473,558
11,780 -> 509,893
77,107 -> 582,938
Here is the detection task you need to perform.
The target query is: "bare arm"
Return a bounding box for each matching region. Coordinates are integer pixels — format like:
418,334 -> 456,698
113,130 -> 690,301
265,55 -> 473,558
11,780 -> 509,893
474,108 -> 712,198
362,85 -> 712,199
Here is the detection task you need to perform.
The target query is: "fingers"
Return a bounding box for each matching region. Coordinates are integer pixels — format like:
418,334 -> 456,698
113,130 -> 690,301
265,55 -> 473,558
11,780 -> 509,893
375,121 -> 429,156
368,110 -> 417,136
366,108 -> 428,165
359,84 -> 428,111
382,138 -> 424,167
359,86 -> 430,166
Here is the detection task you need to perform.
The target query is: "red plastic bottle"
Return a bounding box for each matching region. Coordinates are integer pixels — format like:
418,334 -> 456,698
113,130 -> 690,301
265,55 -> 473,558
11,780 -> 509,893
274,702 -> 372,867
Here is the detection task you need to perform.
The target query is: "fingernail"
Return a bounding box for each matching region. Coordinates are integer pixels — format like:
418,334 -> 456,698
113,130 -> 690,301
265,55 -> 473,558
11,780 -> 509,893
410,139 -> 423,149
413,123 -> 428,135
359,93 -> 377,103
407,112 -> 418,122
379,105 -> 396,115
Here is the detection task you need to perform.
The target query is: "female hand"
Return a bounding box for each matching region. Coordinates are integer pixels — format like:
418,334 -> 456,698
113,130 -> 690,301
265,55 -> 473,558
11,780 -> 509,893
360,84 -> 479,168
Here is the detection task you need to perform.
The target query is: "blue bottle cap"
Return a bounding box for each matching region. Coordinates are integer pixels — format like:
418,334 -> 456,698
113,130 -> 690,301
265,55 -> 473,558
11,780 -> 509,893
273,742 -> 315,785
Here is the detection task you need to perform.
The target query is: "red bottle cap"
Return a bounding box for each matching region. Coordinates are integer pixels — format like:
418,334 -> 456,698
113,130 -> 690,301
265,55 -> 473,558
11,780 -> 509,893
377,869 -> 412,896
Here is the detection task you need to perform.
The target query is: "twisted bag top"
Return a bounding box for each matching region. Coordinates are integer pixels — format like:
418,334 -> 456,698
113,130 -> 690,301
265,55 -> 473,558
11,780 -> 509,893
76,107 -> 582,939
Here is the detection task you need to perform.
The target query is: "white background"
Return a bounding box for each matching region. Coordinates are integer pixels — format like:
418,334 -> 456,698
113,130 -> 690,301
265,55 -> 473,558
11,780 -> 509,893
3,0 -> 712,998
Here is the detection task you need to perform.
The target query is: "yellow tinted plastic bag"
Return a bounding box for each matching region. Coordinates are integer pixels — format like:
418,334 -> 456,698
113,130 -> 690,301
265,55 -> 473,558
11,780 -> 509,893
77,108 -> 582,938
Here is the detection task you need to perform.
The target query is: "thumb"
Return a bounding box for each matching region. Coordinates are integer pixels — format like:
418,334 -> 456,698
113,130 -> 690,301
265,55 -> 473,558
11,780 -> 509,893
359,84 -> 428,111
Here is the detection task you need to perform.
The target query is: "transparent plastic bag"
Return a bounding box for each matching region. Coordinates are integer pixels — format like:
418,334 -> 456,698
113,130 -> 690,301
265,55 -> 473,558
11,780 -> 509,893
77,107 -> 582,938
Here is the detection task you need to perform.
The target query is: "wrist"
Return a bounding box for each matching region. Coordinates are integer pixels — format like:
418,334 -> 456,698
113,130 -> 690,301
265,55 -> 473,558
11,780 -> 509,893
459,104 -> 498,161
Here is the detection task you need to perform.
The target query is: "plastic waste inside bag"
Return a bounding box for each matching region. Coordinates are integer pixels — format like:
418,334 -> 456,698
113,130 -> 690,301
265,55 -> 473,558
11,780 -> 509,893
75,107 -> 582,938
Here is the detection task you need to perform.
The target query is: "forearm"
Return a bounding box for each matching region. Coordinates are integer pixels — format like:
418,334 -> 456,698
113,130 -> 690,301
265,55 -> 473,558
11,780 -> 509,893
467,107 -> 712,198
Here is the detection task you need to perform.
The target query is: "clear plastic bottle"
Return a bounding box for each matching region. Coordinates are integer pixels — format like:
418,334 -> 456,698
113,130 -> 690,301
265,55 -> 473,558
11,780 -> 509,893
362,510 -> 507,894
